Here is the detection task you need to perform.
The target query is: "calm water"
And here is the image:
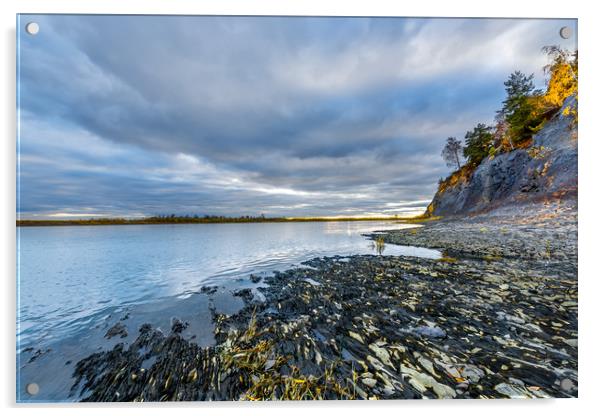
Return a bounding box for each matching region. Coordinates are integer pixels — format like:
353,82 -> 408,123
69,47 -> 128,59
17,220 -> 444,401
17,221 -> 440,350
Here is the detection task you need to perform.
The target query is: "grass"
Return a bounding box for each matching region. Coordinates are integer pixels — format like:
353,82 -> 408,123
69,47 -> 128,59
482,254 -> 502,262
373,236 -> 386,255
437,256 -> 458,264
220,311 -> 356,400
244,364 -> 354,401
436,164 -> 476,195
398,215 -> 443,224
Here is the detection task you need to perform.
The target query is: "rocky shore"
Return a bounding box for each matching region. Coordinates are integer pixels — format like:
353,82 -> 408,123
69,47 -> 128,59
69,200 -> 577,401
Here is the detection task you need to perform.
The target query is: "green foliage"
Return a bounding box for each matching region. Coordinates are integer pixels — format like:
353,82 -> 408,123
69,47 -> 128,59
463,123 -> 494,166
499,71 -> 546,145
438,46 -> 577,183
501,71 -> 536,114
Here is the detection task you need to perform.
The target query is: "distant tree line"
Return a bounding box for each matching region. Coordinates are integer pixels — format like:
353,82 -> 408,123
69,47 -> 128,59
143,214 -> 270,223
441,46 -> 577,171
16,214 -> 405,226
17,214 -> 277,226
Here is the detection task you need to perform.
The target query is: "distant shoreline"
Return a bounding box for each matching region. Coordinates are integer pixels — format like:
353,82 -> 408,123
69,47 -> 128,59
16,214 -> 435,227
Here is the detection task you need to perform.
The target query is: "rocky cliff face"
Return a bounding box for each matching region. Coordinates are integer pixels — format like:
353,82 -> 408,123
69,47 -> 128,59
426,97 -> 577,217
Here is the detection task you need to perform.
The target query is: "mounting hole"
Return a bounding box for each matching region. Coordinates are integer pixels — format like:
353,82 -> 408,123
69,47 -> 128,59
559,26 -> 572,39
26,383 -> 40,396
25,22 -> 39,35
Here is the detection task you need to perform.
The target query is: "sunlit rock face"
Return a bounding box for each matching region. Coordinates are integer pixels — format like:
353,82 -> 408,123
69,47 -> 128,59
428,98 -> 577,217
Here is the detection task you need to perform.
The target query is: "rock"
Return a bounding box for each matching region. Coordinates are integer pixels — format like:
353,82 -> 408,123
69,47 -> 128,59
347,379 -> 368,399
104,322 -> 128,339
410,325 -> 446,338
368,343 -> 393,368
417,357 -> 437,377
560,378 -> 576,392
348,331 -> 364,343
496,311 -> 525,324
68,212 -> 577,401
314,349 -> 323,366
200,285 -> 218,295
461,365 -> 484,383
494,383 -> 530,399
233,288 -> 254,303
509,377 -> 525,386
427,97 -> 576,217
171,318 -> 189,334
408,378 -> 426,393
400,365 -> 456,399
442,364 -> 462,379
361,378 -> 377,388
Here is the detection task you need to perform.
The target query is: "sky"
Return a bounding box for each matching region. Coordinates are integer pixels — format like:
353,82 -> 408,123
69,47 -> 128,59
17,15 -> 577,219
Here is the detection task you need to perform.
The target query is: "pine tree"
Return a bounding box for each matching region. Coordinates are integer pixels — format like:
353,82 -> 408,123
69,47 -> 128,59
463,123 -> 493,166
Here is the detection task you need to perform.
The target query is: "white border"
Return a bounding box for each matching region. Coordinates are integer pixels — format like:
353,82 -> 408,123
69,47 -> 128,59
2,1 -> 600,415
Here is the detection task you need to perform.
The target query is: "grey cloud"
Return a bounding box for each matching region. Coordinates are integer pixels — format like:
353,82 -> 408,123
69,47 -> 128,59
17,15 -> 577,218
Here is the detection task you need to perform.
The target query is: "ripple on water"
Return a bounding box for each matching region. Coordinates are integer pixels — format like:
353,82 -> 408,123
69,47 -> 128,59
17,221 -> 440,349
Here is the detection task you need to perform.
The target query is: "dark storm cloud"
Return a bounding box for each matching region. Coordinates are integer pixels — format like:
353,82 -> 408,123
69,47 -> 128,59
17,15 -> 577,218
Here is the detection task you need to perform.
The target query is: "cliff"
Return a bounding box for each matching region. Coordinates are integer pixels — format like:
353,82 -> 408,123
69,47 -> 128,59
426,97 -> 577,217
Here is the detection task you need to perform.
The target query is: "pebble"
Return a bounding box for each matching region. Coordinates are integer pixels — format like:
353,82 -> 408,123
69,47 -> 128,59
362,378 -> 377,388
410,325 -> 446,338
66,203 -> 577,401
348,331 -> 364,343
560,378 -> 575,392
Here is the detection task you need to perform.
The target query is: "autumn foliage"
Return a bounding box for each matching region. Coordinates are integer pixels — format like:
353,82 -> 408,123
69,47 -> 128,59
541,46 -> 578,120
439,45 -> 577,184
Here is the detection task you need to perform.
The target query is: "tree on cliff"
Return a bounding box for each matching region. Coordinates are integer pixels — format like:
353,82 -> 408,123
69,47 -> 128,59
436,47 -> 577,177
441,137 -> 463,170
502,71 -> 536,111
463,123 -> 493,166
498,71 -> 545,145
541,45 -> 578,121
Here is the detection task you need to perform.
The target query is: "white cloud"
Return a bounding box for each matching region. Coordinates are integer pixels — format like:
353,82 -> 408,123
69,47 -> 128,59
271,19 -> 574,96
18,16 -> 577,218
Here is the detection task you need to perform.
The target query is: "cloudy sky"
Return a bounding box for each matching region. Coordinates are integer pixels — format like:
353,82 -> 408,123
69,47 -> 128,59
17,15 -> 577,219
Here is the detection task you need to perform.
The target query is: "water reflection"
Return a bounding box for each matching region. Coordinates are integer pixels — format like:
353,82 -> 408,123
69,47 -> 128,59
18,221 -> 440,348
370,238 -> 382,254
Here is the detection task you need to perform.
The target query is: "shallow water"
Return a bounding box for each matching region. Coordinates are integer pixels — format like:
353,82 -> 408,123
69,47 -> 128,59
17,220 -> 440,401
17,221 -> 439,348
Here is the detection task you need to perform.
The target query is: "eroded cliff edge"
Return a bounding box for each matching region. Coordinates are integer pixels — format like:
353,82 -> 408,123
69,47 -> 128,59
426,97 -> 577,217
